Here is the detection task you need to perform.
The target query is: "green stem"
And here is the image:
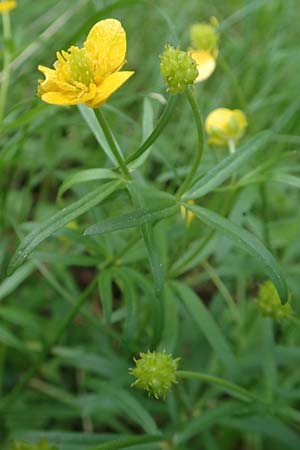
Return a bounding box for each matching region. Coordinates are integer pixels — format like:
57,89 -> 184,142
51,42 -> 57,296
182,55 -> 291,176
176,370 -> 265,404
228,139 -> 236,155
0,7 -> 12,121
0,277 -> 98,411
176,86 -> 204,199
95,108 -> 132,180
126,95 -> 177,165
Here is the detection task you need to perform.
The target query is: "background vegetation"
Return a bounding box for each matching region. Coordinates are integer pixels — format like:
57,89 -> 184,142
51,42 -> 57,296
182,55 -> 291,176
1,0 -> 300,449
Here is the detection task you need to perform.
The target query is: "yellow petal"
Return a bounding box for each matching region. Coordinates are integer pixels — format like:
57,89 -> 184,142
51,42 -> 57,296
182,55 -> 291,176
38,65 -> 62,94
84,19 -> 126,78
232,109 -> 248,130
205,108 -> 233,134
0,1 -> 16,13
190,50 -> 216,82
41,84 -> 97,106
86,71 -> 134,108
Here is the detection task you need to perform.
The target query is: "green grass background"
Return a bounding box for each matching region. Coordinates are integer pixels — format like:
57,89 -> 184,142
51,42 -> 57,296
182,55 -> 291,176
1,0 -> 300,449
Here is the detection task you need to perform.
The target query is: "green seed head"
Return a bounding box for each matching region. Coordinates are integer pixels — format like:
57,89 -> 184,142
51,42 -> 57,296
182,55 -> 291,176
129,350 -> 180,399
190,23 -> 219,52
256,281 -> 292,320
160,44 -> 198,94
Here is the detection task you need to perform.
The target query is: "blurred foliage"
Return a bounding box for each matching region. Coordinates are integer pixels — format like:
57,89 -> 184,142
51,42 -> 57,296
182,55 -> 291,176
1,0 -> 300,449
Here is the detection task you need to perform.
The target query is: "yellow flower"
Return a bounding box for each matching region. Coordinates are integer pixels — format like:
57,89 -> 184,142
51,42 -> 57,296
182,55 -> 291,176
180,200 -> 195,227
189,18 -> 219,83
37,19 -> 134,108
0,1 -> 16,13
205,108 -> 247,147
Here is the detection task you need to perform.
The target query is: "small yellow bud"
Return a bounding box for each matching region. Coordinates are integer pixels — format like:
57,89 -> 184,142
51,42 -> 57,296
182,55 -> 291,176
190,22 -> 219,54
0,1 -> 16,13
160,44 -> 198,94
129,350 -> 180,399
256,281 -> 292,321
180,200 -> 196,227
205,108 -> 247,147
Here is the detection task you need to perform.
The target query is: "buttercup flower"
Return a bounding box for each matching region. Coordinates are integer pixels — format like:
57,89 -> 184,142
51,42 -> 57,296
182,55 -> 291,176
256,281 -> 292,321
0,1 -> 16,13
160,44 -> 198,94
37,19 -> 134,108
189,18 -> 219,82
205,108 -> 247,147
129,350 -> 180,399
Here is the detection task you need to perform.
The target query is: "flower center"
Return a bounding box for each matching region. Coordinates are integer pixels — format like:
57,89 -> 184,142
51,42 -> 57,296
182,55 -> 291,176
57,46 -> 94,86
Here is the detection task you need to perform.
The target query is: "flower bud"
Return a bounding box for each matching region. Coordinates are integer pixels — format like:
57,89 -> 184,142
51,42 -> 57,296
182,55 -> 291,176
256,281 -> 292,320
205,108 -> 247,147
11,440 -> 57,450
190,22 -> 219,54
160,45 -> 198,94
129,350 -> 180,399
180,200 -> 196,227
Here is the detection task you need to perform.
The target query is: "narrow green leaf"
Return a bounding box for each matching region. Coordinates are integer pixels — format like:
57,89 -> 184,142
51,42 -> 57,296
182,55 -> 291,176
58,168 -> 119,201
113,268 -> 138,341
0,306 -> 40,333
97,383 -> 159,435
175,401 -> 256,444
183,131 -> 271,200
142,223 -> 164,296
87,435 -> 161,450
125,183 -> 172,296
0,261 -> 35,300
0,324 -> 23,349
173,281 -> 239,373
221,415 -> 300,449
98,269 -> 113,324
8,180 -> 124,274
157,283 -> 178,352
84,204 -> 178,236
185,203 -> 288,303
271,173 -> 300,189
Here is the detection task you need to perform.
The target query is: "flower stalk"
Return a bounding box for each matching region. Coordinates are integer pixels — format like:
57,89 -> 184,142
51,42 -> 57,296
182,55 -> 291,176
95,108 -> 132,180
0,4 -> 13,121
176,86 -> 204,199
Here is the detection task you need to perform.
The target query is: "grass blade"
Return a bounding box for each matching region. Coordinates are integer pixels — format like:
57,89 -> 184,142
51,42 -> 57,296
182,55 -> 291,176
183,132 -> 271,200
173,281 -> 239,373
8,180 -> 124,274
185,203 -> 288,303
84,204 -> 178,236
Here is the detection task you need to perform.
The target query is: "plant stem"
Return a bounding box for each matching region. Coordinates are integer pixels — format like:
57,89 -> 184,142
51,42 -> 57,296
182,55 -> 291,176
0,8 -> 12,121
176,86 -> 204,199
126,95 -> 177,165
176,370 -> 265,404
95,108 -> 132,180
228,139 -> 236,155
0,276 -> 98,411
